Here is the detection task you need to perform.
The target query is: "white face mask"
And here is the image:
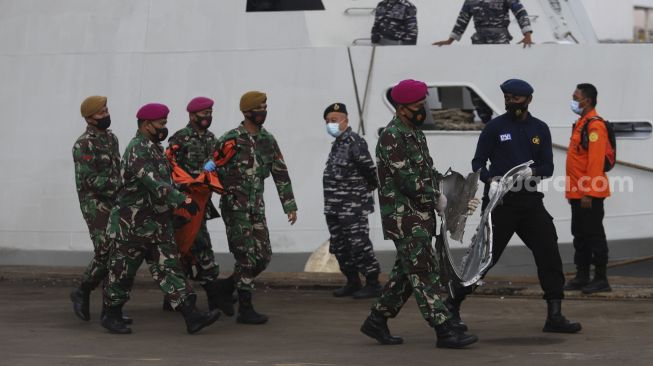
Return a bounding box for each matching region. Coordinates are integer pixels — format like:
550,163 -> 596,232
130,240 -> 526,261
570,100 -> 583,115
326,122 -> 341,138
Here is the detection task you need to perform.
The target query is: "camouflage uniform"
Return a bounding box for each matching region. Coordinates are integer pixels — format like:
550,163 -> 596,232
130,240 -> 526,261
168,124 -> 220,284
450,0 -> 532,44
371,0 -> 418,45
216,124 -> 297,291
372,117 -> 449,326
323,127 -> 380,277
73,126 -> 121,291
105,131 -> 195,309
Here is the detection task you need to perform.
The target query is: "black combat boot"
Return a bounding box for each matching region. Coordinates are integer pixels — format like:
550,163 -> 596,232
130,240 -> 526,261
582,265 -> 612,294
101,305 -> 132,334
434,320 -> 478,349
564,265 -> 590,291
180,295 -> 221,334
70,285 -> 92,321
236,289 -> 268,324
162,294 -> 177,312
353,273 -> 383,299
542,299 -> 582,333
360,310 -> 403,345
100,303 -> 133,325
444,297 -> 468,332
333,272 -> 362,297
203,277 -> 236,317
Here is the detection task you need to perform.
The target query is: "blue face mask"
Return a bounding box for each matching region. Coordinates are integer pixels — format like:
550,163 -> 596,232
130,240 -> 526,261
570,100 -> 583,115
326,122 -> 341,138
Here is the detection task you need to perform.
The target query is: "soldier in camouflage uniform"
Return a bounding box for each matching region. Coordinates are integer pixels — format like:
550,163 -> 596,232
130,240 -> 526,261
70,96 -> 130,323
360,80 -> 478,349
322,103 -> 382,299
207,91 -> 297,325
434,0 -> 533,46
371,0 -> 418,45
102,103 -> 220,335
165,96 -> 235,316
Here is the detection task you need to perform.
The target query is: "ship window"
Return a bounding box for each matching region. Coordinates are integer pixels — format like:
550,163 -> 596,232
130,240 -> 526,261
384,85 -> 494,131
246,0 -> 325,11
611,121 -> 652,139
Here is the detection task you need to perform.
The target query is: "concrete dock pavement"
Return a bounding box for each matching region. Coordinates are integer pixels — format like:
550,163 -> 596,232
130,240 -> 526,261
1,266 -> 653,366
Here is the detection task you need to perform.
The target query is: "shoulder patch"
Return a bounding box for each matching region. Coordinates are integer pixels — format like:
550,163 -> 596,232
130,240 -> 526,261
589,131 -> 599,142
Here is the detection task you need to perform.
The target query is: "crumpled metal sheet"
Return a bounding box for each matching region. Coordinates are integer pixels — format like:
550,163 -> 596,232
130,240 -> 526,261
436,161 -> 534,291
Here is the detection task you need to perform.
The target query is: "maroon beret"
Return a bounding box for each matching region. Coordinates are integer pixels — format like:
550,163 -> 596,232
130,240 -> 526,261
187,96 -> 214,113
136,103 -> 169,120
391,79 -> 428,105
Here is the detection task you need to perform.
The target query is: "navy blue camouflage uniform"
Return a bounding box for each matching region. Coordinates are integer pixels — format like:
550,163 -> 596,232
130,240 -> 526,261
324,127 -> 381,277
450,0 -> 532,44
371,0 -> 418,45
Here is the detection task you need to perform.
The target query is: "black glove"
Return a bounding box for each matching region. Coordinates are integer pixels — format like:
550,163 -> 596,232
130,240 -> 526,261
180,199 -> 199,216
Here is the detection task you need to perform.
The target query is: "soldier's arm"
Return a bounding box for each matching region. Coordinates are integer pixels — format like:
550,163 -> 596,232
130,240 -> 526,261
378,132 -> 437,199
450,1 -> 473,41
129,149 -> 187,207
270,137 -> 297,214
403,5 -> 418,44
508,0 -> 533,34
72,140 -> 117,199
471,124 -> 496,183
351,138 -> 379,189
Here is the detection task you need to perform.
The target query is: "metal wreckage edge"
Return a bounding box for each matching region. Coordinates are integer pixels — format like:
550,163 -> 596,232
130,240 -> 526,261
435,161 -> 535,294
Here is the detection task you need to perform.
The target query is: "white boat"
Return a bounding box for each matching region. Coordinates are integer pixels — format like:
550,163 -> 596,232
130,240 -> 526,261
1,0 -> 651,270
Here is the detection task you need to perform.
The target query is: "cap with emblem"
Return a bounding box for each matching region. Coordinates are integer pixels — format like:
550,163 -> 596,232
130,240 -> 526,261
80,96 -> 107,118
391,79 -> 428,105
187,96 -> 214,113
500,79 -> 534,96
240,91 -> 267,112
136,103 -> 170,121
323,103 -> 348,120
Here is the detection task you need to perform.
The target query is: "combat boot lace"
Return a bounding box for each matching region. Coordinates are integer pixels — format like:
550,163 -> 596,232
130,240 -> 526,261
101,305 -> 132,334
542,299 -> 582,333
582,265 -> 612,294
70,287 -> 91,321
360,310 -> 403,345
333,272 -> 362,297
180,295 -> 221,334
434,320 -> 478,349
236,289 -> 268,324
564,265 -> 590,291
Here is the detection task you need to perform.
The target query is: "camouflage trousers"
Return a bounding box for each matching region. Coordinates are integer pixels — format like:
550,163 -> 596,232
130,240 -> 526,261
325,214 -> 380,277
471,28 -> 512,44
372,236 -> 450,326
79,229 -> 112,291
182,219 -> 220,285
104,240 -> 195,309
222,210 -> 271,291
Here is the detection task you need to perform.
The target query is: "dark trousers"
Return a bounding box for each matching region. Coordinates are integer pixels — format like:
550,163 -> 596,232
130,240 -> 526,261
325,214 -> 380,277
454,194 -> 565,301
570,198 -> 608,266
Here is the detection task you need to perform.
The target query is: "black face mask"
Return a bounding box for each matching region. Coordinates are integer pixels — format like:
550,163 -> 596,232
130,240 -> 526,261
153,126 -> 169,142
406,106 -> 427,126
93,115 -> 111,130
195,115 -> 212,129
505,102 -> 529,118
248,110 -> 267,126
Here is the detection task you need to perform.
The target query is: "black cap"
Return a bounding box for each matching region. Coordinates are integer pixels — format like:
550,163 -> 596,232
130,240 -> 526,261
500,79 -> 534,96
323,103 -> 348,119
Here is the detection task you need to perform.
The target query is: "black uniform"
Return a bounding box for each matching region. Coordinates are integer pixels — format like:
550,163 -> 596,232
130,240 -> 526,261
455,111 -> 565,301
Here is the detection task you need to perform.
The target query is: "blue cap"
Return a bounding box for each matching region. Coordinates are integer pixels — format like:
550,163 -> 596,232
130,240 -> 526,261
500,79 -> 534,96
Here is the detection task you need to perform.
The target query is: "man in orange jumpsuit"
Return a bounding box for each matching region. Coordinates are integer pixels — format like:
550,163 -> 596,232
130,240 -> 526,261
565,83 -> 612,294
